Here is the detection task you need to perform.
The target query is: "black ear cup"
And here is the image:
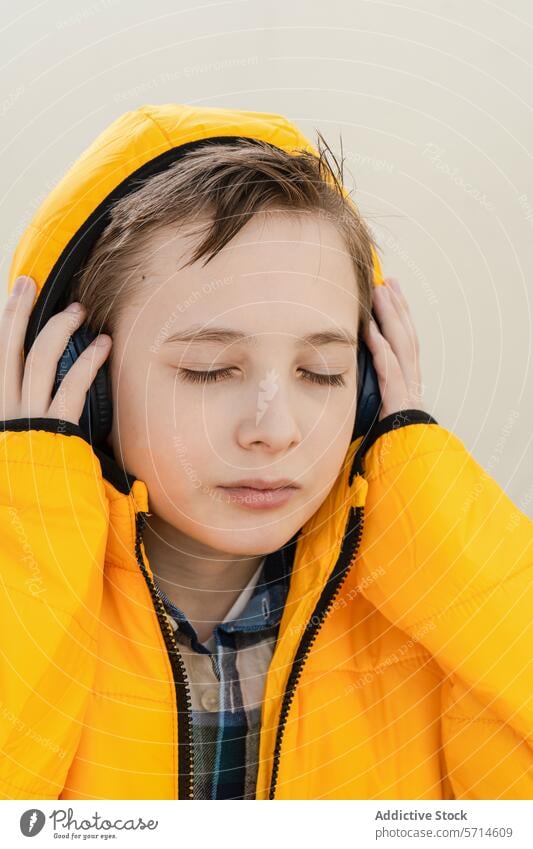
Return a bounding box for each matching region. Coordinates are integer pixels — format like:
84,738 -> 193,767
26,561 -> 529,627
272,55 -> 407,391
51,324 -> 113,447
353,307 -> 383,440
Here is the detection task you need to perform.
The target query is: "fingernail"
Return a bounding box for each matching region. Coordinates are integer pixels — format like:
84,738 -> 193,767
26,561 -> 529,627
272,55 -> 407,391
12,276 -> 35,296
65,302 -> 83,313
93,334 -> 111,347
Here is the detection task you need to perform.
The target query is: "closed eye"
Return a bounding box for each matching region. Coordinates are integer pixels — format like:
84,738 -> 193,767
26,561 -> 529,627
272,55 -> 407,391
177,368 -> 346,387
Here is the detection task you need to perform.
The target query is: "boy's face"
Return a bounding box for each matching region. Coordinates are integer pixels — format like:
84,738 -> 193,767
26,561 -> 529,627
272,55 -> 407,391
106,211 -> 360,556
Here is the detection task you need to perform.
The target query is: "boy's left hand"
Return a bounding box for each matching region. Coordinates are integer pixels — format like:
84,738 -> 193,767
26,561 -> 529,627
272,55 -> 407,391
361,277 -> 424,421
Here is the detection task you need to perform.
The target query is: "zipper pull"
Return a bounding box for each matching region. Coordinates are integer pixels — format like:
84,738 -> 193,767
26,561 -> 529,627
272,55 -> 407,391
349,474 -> 368,512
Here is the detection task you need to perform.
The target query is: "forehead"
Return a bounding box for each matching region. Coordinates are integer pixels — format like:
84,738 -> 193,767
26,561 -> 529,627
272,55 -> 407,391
135,212 -> 360,329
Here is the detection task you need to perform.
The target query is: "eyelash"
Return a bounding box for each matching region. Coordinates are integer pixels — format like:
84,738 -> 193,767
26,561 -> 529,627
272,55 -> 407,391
177,367 -> 346,387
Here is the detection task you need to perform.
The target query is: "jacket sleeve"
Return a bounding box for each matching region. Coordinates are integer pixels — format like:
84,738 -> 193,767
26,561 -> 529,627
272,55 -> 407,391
0,419 -> 109,799
354,410 -> 533,800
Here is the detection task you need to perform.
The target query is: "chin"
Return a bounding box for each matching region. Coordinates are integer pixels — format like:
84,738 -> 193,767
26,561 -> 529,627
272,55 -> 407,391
203,526 -> 296,557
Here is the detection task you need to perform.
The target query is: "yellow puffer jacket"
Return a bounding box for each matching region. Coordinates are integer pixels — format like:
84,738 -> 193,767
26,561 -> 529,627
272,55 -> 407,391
1,104 -> 532,801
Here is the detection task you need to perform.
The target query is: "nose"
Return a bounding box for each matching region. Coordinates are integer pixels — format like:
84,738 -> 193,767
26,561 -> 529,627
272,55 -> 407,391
237,374 -> 302,452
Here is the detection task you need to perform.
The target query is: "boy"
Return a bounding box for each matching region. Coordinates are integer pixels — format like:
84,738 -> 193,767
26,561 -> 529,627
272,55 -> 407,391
0,103 -> 531,800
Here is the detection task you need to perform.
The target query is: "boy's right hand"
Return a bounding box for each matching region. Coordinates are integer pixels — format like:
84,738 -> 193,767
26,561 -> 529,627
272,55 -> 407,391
0,275 -> 112,426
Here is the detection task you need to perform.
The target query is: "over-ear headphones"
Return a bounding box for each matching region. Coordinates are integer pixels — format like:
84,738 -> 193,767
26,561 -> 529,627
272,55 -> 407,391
51,323 -> 113,449
355,307 -> 383,437
51,306 -> 383,449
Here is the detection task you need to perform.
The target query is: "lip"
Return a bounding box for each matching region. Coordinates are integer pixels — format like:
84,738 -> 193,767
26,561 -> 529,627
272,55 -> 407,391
220,478 -> 299,490
217,482 -> 299,510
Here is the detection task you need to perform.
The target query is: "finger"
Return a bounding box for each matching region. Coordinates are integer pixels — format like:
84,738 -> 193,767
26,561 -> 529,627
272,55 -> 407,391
0,276 -> 37,418
372,283 -> 419,370
383,278 -> 420,358
385,277 -> 409,311
372,284 -> 409,361
21,304 -> 88,417
364,317 -> 424,411
47,334 -> 112,425
385,280 -> 423,396
363,319 -> 409,418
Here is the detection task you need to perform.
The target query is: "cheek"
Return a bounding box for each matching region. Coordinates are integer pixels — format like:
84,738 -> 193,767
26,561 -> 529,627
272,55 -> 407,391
148,410 -> 217,495
314,388 -> 356,441
118,369 -> 178,439
144,432 -> 223,536
305,396 -> 355,478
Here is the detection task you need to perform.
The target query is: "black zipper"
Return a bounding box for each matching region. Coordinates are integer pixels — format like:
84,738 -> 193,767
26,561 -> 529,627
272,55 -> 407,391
268,501 -> 365,799
134,510 -> 194,800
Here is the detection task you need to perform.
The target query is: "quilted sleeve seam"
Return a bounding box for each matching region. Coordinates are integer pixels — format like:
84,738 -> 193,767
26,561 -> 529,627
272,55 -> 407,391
407,558 -> 533,634
0,458 -> 104,482
2,581 -> 100,645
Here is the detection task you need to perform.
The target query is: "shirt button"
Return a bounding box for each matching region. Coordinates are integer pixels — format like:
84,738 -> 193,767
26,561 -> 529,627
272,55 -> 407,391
200,688 -> 219,712
167,614 -> 178,632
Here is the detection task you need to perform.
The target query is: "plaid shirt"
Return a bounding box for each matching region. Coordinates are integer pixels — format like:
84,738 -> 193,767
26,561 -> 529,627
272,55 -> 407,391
152,535 -> 298,799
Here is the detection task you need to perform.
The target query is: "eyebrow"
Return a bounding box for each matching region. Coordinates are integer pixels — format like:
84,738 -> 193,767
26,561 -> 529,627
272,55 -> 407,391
162,324 -> 358,348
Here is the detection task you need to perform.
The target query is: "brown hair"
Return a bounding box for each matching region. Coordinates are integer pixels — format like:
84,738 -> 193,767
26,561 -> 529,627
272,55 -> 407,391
71,131 -> 379,339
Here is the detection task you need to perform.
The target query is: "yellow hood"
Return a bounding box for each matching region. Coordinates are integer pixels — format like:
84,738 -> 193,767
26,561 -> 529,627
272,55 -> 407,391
8,103 -> 384,351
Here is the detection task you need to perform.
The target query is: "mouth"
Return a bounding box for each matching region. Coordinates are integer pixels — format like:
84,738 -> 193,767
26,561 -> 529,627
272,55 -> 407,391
217,482 -> 299,510
220,478 -> 299,490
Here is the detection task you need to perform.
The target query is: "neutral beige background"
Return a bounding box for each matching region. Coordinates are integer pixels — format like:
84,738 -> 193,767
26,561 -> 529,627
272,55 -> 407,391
0,0 -> 531,515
